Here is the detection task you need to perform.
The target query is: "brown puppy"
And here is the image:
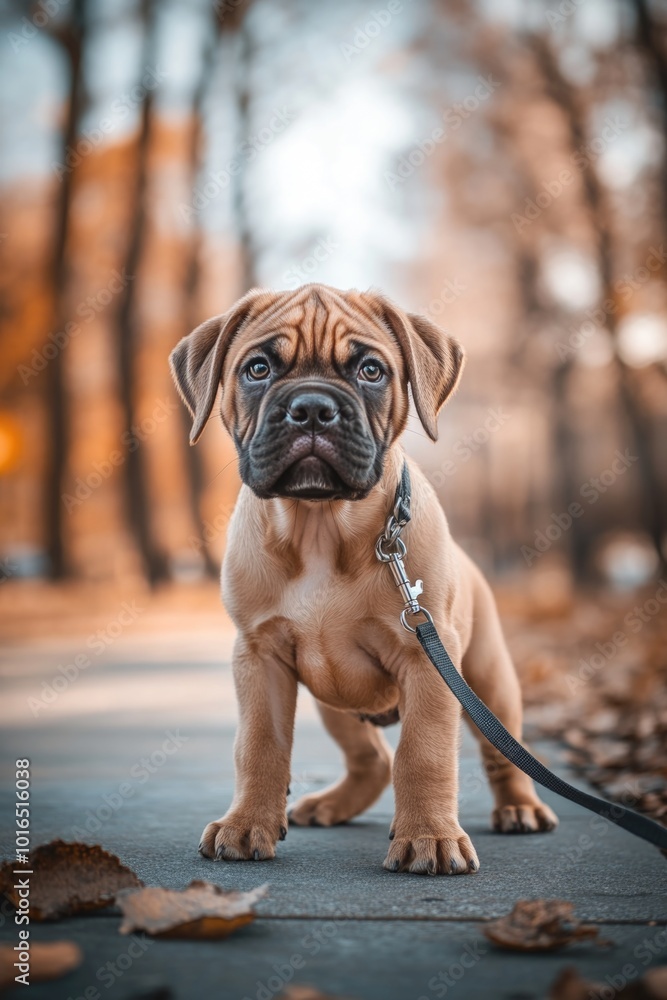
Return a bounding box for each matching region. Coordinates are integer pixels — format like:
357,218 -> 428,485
170,284 -> 557,875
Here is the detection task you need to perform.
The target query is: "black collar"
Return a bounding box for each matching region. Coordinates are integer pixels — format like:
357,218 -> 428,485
393,460 -> 412,527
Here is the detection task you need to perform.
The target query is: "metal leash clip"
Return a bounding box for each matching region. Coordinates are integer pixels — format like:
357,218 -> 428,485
375,495 -> 433,633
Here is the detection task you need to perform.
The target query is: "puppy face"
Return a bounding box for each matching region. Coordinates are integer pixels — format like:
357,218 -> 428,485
170,284 -> 464,501
228,299 -> 397,500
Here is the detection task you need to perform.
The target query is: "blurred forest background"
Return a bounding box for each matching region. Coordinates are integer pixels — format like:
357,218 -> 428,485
1,0 -> 667,589
1,0 -> 666,823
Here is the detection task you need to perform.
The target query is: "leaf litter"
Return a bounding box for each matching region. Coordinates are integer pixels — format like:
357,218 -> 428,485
548,966 -> 667,999
0,940 -> 82,988
1,841 -> 266,942
117,880 -> 268,939
483,899 -> 607,952
0,841 -> 142,921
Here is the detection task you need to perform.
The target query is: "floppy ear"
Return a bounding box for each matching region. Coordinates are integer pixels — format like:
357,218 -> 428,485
169,290 -> 262,444
364,294 -> 465,441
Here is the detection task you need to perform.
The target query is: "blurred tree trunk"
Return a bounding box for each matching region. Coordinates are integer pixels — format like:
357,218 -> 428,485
178,11 -> 225,578
632,0 -> 667,385
230,5 -> 258,290
552,358 -> 588,577
115,0 -> 167,583
493,107 -> 589,576
172,0 -> 255,575
633,0 -> 667,236
532,34 -> 667,575
44,0 -> 87,578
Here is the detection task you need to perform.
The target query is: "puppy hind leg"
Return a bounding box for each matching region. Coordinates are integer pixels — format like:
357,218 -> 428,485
461,573 -> 558,834
288,701 -> 393,827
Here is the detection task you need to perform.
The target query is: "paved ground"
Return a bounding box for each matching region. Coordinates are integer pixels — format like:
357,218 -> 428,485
1,636 -> 666,999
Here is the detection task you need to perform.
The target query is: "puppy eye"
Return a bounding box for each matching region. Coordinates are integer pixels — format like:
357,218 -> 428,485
358,361 -> 384,383
247,359 -> 270,381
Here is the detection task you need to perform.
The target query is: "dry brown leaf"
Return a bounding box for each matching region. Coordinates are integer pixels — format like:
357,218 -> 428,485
0,841 -> 142,921
583,709 -> 620,735
643,969 -> 667,999
117,880 -> 267,939
547,968 -> 592,1000
549,965 -> 667,999
0,940 -> 82,989
483,899 -> 603,952
562,728 -> 587,750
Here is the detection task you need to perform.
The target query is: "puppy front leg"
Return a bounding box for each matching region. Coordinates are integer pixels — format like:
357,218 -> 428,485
385,647 -> 479,876
199,637 -> 297,861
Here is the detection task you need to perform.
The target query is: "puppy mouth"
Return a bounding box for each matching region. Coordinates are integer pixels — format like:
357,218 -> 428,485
275,454 -> 346,500
245,406 -> 380,501
267,432 -> 366,500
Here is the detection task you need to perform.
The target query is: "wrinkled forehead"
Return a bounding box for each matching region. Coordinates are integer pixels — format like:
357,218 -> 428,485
226,286 -> 399,370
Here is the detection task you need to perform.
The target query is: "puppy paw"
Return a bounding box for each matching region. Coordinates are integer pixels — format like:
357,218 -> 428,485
288,790 -> 349,827
383,826 -> 479,875
289,762 -> 391,827
492,801 -> 558,834
198,813 -> 287,861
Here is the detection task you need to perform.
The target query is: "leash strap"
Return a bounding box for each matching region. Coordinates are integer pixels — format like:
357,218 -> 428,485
416,619 -> 667,851
385,462 -> 667,853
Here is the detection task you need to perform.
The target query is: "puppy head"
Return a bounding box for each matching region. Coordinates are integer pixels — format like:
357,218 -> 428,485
169,284 -> 464,500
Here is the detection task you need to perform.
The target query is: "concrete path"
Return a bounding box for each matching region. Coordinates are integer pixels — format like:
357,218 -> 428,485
1,645 -> 666,999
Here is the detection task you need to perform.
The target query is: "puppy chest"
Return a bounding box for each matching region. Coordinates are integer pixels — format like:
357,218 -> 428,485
293,636 -> 398,712
280,581 -> 397,710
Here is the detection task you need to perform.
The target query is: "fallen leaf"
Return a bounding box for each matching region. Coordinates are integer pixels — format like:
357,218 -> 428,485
641,965 -> 667,1000
562,728 -> 587,750
643,969 -> 667,999
547,968 -> 591,1000
583,709 -> 620,735
0,940 -> 82,989
117,880 -> 267,939
483,899 -> 603,952
548,967 -> 605,1000
549,965 -> 667,999
0,841 -> 142,921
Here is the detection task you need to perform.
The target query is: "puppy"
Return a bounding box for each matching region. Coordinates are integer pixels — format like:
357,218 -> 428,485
170,284 -> 557,875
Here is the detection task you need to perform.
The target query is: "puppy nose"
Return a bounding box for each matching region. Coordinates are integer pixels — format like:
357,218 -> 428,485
286,391 -> 339,432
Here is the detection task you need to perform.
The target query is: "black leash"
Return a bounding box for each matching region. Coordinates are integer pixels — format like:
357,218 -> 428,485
377,462 -> 667,854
